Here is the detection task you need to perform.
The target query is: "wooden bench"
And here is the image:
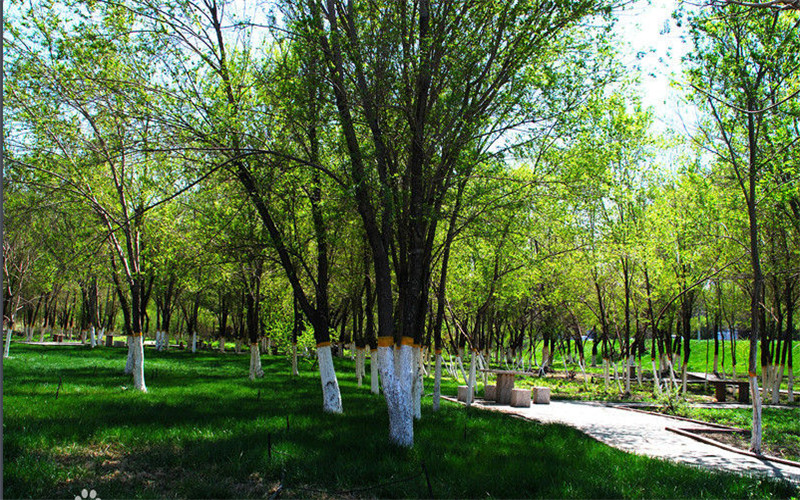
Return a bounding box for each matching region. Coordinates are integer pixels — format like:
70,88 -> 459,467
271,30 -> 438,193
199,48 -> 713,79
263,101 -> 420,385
686,372 -> 749,403
712,380 -> 750,403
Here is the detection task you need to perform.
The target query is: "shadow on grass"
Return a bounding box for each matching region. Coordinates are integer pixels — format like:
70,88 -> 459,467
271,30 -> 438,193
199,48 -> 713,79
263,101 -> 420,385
3,345 -> 798,499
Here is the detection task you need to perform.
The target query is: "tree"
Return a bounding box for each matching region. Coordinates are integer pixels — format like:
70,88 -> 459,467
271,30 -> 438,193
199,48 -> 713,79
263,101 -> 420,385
686,4 -> 800,452
296,0 -> 617,447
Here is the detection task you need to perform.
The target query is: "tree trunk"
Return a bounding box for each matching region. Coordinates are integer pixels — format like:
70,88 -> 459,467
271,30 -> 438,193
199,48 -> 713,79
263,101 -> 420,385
131,334 -> 147,392
249,343 -> 264,381
378,340 -> 413,447
317,344 -> 343,413
292,342 -> 299,376
356,347 -> 365,386
467,349 -> 477,406
412,345 -> 423,419
125,336 -> 134,374
4,326 -> 12,358
432,350 -> 442,410
370,348 -> 380,394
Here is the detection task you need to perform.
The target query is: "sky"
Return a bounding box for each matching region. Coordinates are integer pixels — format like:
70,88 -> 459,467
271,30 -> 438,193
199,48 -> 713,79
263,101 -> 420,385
613,0 -> 698,135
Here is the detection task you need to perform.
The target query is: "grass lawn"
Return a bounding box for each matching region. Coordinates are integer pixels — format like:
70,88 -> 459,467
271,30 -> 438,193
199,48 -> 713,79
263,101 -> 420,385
490,340 -> 800,404
661,405 -> 800,463
3,344 -> 798,498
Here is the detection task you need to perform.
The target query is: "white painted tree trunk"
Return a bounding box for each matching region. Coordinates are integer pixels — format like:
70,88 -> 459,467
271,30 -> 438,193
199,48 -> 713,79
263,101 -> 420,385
124,336 -> 134,374
291,342 -> 299,376
603,358 -> 610,390
98,328 -> 105,345
235,339 -> 242,354
379,342 -> 413,447
652,358 -> 661,395
772,364 -> 784,405
163,331 -> 169,350
466,350 -> 477,406
89,326 -> 96,348
249,343 -> 264,381
424,347 -> 432,377
624,355 -> 631,394
80,331 -> 86,344
370,349 -> 380,394
266,337 -> 272,355
317,344 -> 343,413
750,374 -> 762,453
541,345 -> 550,372
455,348 -> 468,384
356,347 -> 365,386
219,337 -> 225,353
4,327 -> 12,358
39,327 -> 46,343
412,346 -> 423,420
479,352 -> 488,388
788,371 -> 794,402
131,335 -> 147,392
681,363 -> 688,394
636,357 -> 642,386
433,351 -> 442,411
761,365 -> 770,401
613,362 -> 624,393
191,331 -> 197,353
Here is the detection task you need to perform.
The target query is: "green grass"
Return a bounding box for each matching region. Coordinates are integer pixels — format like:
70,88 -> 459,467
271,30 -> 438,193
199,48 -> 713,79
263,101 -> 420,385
3,344 -> 798,498
663,406 -> 800,463
490,339 -> 800,404
543,339 -> 800,379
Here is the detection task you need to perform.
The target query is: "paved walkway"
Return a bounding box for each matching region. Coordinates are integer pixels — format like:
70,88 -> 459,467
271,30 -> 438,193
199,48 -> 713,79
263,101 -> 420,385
451,397 -> 800,484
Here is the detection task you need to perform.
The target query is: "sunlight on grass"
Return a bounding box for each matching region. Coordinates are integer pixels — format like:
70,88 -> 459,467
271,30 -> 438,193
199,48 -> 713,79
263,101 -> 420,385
3,345 -> 797,498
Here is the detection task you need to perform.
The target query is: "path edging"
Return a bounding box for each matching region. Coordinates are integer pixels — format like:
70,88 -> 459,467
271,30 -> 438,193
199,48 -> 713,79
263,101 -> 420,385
666,426 -> 800,470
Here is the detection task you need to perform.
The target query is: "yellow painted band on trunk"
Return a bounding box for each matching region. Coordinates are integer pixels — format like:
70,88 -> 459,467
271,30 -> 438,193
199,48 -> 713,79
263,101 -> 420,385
317,341 -> 331,348
749,371 -> 758,377
251,343 -> 258,347
356,346 -> 365,351
370,348 -> 378,352
471,348 -> 478,353
401,337 -> 414,346
412,343 -> 421,349
378,337 -> 394,347
131,332 -> 143,337
435,349 -> 442,355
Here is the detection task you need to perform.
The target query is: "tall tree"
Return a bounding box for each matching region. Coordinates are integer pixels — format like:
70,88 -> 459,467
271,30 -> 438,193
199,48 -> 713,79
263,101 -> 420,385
686,4 -> 800,452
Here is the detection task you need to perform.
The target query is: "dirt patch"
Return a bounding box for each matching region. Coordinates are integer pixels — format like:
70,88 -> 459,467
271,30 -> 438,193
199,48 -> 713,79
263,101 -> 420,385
50,442 -> 275,498
692,430 -> 799,463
